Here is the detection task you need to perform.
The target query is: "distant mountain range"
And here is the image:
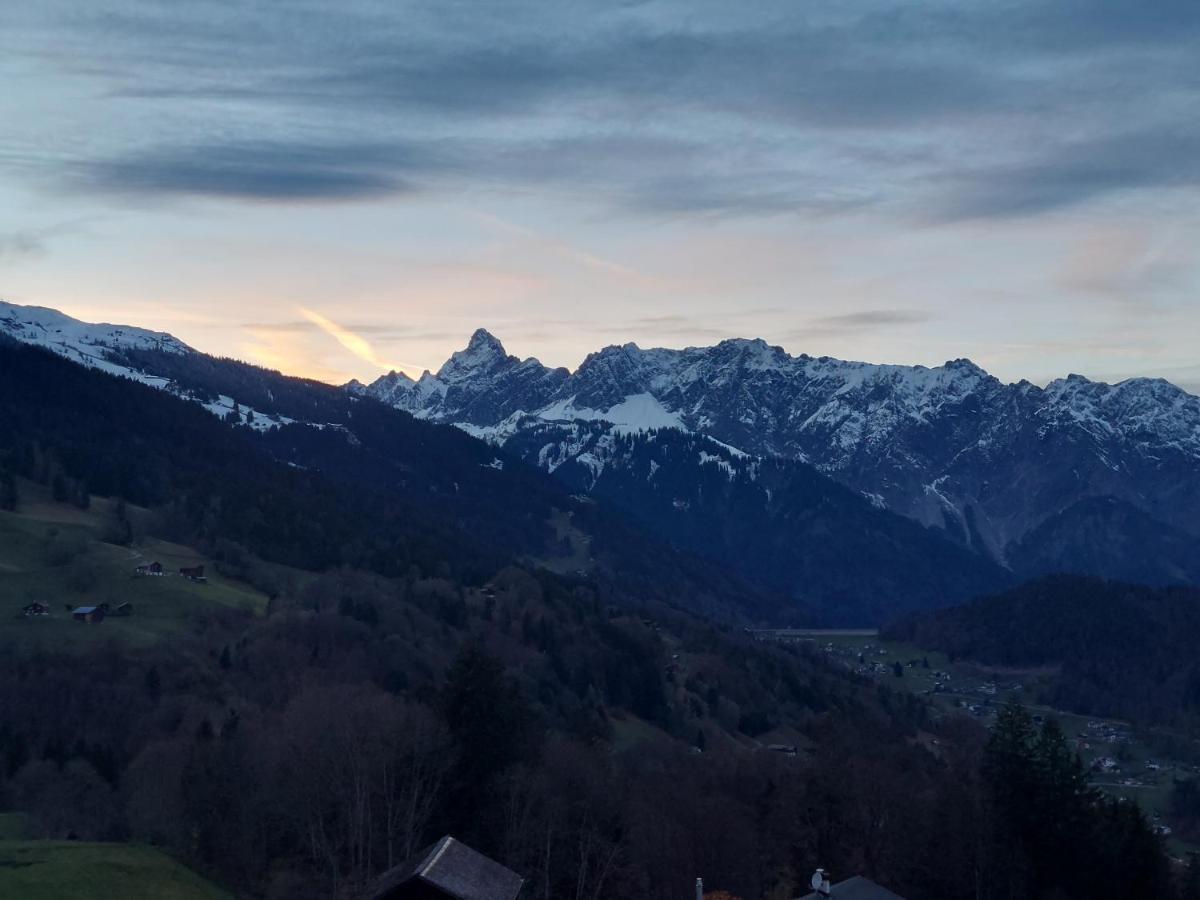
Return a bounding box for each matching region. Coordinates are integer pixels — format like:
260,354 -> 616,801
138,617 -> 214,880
4,300 -> 1199,622
353,327 -> 1200,582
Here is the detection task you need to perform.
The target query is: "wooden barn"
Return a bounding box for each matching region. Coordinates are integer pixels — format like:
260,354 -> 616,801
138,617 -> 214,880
361,835 -> 523,900
71,604 -> 108,624
179,565 -> 207,583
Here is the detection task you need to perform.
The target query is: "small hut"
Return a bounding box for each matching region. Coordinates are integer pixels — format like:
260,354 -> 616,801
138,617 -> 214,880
361,835 -> 523,900
72,605 -> 106,624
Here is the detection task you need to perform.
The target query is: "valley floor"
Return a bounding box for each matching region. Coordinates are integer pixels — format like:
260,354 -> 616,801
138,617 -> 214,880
762,630 -> 1200,861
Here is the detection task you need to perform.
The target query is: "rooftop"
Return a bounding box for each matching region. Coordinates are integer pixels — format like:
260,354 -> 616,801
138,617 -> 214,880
361,835 -> 523,900
796,875 -> 907,900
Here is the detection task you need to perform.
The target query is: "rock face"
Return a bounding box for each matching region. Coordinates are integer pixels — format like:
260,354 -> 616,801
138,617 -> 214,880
356,330 -> 1200,572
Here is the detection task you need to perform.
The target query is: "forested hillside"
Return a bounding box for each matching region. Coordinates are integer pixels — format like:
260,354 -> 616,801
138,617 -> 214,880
0,340 -> 789,623
506,423 -> 1008,623
887,576 -> 1200,731
0,341 -> 1183,900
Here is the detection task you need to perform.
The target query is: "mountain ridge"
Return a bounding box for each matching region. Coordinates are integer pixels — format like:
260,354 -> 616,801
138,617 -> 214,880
5,300 -> 1199,607
355,327 -> 1200,572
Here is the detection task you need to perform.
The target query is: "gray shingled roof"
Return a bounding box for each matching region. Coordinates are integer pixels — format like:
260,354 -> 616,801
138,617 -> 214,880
796,875 -> 906,900
362,835 -> 524,900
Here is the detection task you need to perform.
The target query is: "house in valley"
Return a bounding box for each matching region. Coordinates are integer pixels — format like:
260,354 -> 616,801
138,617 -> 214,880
21,602 -> 49,617
135,561 -> 163,576
361,835 -> 523,900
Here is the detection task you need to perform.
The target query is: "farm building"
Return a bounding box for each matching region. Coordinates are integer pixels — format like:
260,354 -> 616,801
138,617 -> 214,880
71,604 -> 108,624
361,835 -> 523,900
21,602 -> 49,617
179,565 -> 206,583
135,561 -> 163,576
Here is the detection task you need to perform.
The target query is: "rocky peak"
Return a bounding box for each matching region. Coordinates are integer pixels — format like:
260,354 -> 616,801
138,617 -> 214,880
436,328 -> 512,382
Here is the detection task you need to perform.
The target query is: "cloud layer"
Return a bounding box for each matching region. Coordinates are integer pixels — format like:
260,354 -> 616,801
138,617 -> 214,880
1,0 -> 1198,391
3,0 -> 1197,216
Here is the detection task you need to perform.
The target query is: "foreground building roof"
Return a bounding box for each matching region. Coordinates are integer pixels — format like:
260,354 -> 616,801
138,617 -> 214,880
796,875 -> 907,900
362,835 -> 524,900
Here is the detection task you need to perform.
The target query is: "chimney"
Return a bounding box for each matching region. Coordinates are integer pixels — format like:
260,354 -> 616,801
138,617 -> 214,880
811,868 -> 832,897
695,877 -> 703,900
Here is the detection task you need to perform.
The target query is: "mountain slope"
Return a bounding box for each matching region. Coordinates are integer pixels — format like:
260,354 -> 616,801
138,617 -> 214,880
0,337 -> 803,623
358,330 -> 1200,574
0,300 -> 300,430
1007,495 -> 1200,586
885,575 -> 1200,728
1,302 -> 1019,623
505,423 -> 1006,623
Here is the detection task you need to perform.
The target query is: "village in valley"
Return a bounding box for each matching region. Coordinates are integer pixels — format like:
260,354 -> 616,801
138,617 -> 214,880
751,627 -> 1200,860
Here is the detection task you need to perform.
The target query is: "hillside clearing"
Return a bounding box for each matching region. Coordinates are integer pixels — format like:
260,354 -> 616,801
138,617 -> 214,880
0,839 -> 232,900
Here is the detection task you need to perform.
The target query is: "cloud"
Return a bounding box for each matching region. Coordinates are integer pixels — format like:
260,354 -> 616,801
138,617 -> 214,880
621,315 -> 734,340
939,128 -> 1200,220
0,230 -> 46,260
471,211 -> 652,283
298,308 -> 421,374
243,319 -> 412,336
75,140 -> 447,201
799,309 -> 933,335
7,0 -> 1200,218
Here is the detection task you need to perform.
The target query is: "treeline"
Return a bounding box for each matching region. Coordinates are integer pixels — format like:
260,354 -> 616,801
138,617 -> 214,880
886,575 -> 1200,731
113,345 -> 356,425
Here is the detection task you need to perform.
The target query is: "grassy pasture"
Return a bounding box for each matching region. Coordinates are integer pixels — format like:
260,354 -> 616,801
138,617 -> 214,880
0,480 -> 267,650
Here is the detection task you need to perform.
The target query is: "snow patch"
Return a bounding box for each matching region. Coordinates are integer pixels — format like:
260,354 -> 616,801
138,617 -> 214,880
534,392 -> 685,434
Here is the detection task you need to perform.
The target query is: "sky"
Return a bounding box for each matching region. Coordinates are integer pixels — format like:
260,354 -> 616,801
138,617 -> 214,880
1,0 -> 1198,391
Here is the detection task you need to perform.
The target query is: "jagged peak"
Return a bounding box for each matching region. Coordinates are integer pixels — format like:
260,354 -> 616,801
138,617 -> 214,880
715,336 -> 770,349
942,357 -> 985,374
437,328 -> 512,380
467,327 -> 505,353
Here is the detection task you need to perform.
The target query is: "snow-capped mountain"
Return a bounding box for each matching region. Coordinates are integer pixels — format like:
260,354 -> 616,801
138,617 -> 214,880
500,421 -> 1007,622
357,329 -> 1200,569
0,300 -> 294,430
5,300 -> 1197,592
0,300 -> 191,363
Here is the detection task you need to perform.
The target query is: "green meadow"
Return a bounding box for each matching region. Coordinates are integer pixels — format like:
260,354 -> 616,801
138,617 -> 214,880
0,480 -> 267,650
